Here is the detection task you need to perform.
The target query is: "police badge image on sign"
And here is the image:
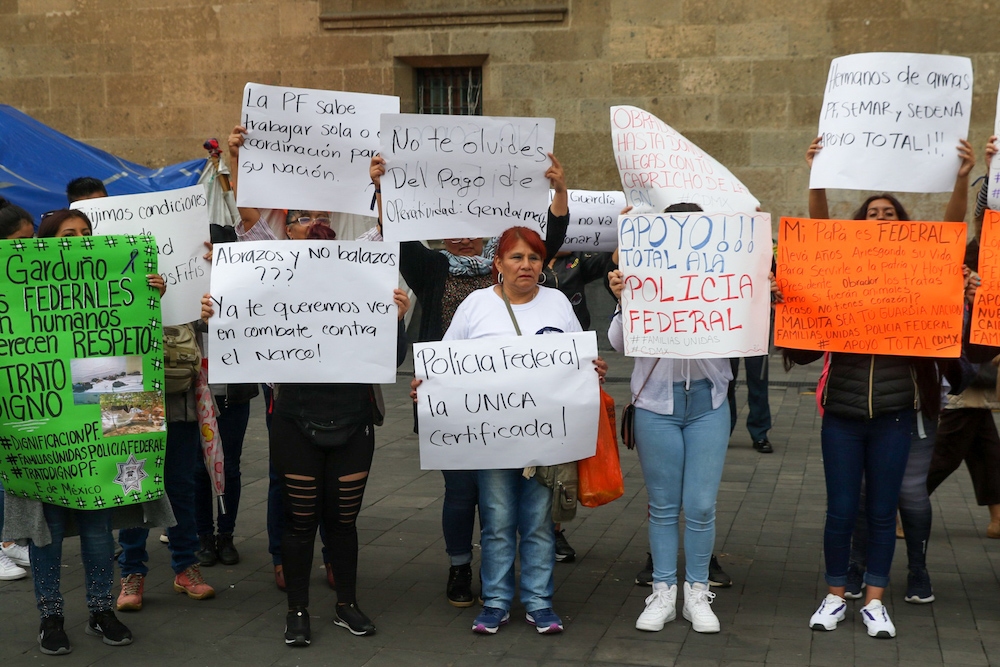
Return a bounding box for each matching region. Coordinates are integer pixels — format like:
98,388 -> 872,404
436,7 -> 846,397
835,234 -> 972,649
0,235 -> 167,510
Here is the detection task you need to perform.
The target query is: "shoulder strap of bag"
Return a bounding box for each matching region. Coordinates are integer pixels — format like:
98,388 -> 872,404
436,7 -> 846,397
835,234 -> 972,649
500,285 -> 523,336
632,359 -> 661,402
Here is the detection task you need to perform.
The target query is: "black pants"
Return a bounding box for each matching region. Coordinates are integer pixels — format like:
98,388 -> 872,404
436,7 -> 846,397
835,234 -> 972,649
269,411 -> 375,609
927,408 -> 1000,506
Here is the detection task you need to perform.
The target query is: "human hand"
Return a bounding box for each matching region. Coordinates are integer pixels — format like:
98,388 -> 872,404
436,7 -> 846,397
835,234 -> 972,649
805,136 -> 822,168
146,274 -> 166,296
394,288 -> 410,321
370,154 -> 385,187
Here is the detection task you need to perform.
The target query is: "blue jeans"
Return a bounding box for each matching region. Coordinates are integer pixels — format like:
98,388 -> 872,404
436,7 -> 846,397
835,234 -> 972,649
195,398 -> 251,536
31,505 -> 115,617
729,356 -> 772,441
478,469 -> 554,613
851,412 -> 935,573
442,470 -> 478,566
119,420 -> 200,576
822,410 -> 912,589
635,380 -> 730,586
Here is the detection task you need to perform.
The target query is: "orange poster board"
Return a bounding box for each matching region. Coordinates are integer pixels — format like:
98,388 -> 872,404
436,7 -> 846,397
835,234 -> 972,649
971,209 -> 1000,345
774,217 -> 965,357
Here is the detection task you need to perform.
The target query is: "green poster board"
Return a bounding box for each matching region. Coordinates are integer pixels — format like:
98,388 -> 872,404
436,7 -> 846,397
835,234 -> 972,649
0,235 -> 167,510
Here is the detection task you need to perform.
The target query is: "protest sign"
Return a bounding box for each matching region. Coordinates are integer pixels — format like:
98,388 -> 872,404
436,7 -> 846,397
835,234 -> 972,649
610,105 -> 759,214
207,239 -> 401,384
616,212 -> 772,358
73,185 -> 210,326
971,209 -> 1000,345
544,189 -> 625,252
378,114 -> 556,241
989,86 -> 1000,212
810,52 -> 973,193
414,332 -> 599,470
0,235 -> 167,510
236,83 -> 399,215
774,217 -> 965,356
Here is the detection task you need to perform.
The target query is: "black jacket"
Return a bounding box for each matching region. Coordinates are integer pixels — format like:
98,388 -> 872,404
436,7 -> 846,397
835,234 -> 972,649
541,251 -> 616,330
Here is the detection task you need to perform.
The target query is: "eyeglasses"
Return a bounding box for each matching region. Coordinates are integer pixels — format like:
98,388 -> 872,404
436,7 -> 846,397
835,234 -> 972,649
292,216 -> 331,226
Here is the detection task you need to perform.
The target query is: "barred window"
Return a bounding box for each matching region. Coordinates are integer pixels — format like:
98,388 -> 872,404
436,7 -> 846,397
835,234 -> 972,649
416,67 -> 483,115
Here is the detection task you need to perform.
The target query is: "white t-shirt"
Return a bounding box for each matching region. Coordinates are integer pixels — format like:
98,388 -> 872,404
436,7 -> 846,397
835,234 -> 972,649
443,286 -> 582,341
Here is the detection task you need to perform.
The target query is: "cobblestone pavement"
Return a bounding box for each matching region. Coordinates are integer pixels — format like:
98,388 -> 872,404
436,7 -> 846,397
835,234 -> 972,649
2,351 -> 998,666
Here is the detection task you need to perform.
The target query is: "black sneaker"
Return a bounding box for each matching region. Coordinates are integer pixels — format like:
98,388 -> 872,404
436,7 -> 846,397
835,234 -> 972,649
334,603 -> 376,636
447,564 -> 474,607
216,533 -> 240,566
38,616 -> 72,655
85,610 -> 133,646
284,608 -> 311,647
195,534 -> 217,567
904,568 -> 935,604
635,552 -> 653,586
845,562 -> 865,600
708,555 -> 732,588
554,529 -> 576,562
753,438 -> 774,453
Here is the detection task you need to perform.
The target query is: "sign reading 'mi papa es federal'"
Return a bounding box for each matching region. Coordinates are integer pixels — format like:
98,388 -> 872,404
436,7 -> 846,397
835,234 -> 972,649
0,235 -> 167,510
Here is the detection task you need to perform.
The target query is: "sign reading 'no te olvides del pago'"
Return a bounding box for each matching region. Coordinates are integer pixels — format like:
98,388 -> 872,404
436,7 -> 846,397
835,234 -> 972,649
0,235 -> 167,510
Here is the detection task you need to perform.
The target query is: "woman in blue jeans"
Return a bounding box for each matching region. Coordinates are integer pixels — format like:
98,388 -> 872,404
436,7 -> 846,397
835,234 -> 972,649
412,226 -> 607,635
791,135 -> 971,638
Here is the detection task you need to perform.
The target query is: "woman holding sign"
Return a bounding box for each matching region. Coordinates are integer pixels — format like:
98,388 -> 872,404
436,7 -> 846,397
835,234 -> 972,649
790,137 -> 971,638
411,226 -> 607,635
371,152 -> 573,607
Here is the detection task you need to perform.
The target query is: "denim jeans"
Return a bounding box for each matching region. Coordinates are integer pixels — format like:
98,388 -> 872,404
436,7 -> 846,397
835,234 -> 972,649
442,470 -> 478,566
635,380 -> 730,586
478,468 -> 554,613
729,356 -> 772,441
195,398 -> 251,536
822,410 -> 912,588
31,505 -> 115,617
851,411 -> 935,573
119,420 -> 201,575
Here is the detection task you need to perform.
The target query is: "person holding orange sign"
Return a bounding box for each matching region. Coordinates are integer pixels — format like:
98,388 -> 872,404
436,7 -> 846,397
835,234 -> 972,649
788,136 -> 972,639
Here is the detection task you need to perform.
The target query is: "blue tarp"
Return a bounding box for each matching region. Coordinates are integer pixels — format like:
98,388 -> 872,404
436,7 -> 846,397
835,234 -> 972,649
0,104 -> 205,221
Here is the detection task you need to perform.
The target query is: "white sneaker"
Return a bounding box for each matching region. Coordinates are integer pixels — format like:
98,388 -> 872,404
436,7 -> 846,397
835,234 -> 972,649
635,582 -> 677,631
860,599 -> 896,638
809,593 -> 846,631
2,542 -> 30,567
0,550 -> 27,581
682,581 -> 720,633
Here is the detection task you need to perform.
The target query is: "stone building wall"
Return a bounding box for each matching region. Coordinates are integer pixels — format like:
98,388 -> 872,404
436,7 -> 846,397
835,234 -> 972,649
1,0 -> 998,223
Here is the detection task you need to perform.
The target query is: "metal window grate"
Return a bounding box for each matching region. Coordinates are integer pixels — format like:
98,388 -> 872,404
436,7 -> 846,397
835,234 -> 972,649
416,67 -> 483,115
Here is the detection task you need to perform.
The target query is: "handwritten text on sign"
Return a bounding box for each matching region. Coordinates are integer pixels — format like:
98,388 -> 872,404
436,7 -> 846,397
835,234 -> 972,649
775,218 -> 965,356
379,114 -> 555,242
811,52 -> 973,193
0,236 -> 166,510
545,189 -> 625,252
415,332 -> 599,470
989,85 -> 1000,212
618,212 -> 772,358
236,83 -> 400,215
971,210 -> 1000,345
611,105 -> 759,214
207,240 -> 401,384
73,185 -> 211,326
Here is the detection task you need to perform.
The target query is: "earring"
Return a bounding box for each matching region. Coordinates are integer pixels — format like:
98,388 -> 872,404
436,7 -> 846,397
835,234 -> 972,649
498,273 -> 504,284
537,272 -> 547,285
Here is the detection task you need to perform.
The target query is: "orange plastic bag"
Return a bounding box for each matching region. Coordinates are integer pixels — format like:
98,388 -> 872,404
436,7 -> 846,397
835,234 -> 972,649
579,389 -> 624,508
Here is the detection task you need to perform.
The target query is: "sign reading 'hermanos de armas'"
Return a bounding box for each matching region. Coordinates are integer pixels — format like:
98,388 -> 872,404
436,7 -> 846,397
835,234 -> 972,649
0,235 -> 167,510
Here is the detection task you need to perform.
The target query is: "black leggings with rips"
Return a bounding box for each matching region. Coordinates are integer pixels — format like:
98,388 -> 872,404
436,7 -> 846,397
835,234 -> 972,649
270,411 -> 375,609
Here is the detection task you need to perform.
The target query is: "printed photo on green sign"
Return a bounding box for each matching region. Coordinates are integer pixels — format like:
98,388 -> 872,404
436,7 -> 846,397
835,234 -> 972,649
0,234 -> 167,510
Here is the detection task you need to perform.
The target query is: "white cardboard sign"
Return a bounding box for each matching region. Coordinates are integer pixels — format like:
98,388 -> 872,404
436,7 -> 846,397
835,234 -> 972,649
415,332 -> 600,470
545,189 -> 626,252
236,83 -> 400,215
73,185 -> 211,326
989,82 -> 1000,212
611,105 -> 759,214
207,239 -> 401,383
811,52 -> 973,193
379,114 -> 556,241
617,211 -> 773,358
